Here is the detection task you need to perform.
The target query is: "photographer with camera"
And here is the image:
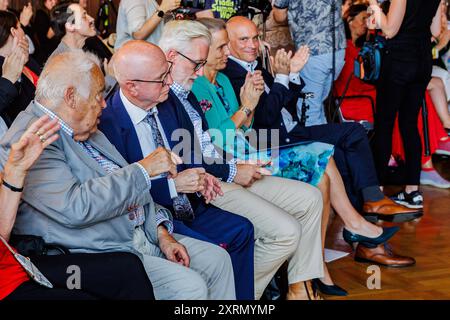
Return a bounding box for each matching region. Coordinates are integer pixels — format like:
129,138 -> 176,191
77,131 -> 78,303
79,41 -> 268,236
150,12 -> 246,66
115,0 -> 181,49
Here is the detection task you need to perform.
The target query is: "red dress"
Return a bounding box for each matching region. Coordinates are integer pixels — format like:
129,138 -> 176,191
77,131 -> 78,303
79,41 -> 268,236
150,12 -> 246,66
334,39 -> 447,165
0,242 -> 30,300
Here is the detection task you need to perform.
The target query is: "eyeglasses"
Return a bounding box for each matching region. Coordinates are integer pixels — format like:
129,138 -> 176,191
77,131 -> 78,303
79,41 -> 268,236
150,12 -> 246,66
129,61 -> 173,86
176,51 -> 207,72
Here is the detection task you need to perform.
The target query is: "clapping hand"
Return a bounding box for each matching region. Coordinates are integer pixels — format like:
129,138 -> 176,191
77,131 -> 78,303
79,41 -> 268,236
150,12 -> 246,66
290,45 -> 310,74
240,72 -> 265,111
19,2 -> 33,27
201,173 -> 223,204
2,37 -> 27,84
160,0 -> 182,12
270,48 -> 292,75
6,115 -> 60,178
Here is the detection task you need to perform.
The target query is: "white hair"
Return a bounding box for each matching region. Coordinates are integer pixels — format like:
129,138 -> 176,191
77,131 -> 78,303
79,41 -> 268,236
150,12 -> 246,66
35,49 -> 101,107
158,20 -> 212,54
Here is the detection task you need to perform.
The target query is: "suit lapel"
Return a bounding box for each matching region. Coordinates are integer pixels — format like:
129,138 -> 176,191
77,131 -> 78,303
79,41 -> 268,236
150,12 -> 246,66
225,59 -> 247,78
259,65 -> 275,87
165,90 -> 203,164
111,92 -> 144,163
170,90 -> 196,139
187,92 -> 210,132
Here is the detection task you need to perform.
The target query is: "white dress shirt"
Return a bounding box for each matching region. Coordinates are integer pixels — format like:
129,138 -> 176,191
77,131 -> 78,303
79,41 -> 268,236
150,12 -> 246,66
120,90 -> 178,198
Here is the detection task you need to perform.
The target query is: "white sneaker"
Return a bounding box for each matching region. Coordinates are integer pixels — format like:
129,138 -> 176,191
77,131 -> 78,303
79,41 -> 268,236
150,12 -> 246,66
420,170 -> 450,188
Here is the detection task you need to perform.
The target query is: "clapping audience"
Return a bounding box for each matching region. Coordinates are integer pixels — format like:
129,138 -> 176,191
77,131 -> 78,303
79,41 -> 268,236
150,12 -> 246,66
0,11 -> 40,127
0,0 -> 448,301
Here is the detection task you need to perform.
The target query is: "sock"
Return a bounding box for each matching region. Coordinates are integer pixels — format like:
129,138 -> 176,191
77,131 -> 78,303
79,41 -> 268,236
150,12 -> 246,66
362,185 -> 385,202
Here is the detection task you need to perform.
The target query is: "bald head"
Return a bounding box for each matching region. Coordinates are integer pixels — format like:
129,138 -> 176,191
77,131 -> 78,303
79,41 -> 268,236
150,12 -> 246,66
226,16 -> 260,62
113,40 -> 173,110
113,40 -> 167,84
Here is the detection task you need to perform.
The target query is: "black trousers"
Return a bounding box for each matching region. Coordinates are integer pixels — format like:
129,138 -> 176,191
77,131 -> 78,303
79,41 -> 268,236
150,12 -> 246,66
6,252 -> 154,300
286,122 -> 379,210
374,36 -> 432,186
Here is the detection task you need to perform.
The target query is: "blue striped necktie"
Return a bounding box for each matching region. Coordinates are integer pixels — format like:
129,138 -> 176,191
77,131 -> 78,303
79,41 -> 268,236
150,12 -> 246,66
144,111 -> 195,221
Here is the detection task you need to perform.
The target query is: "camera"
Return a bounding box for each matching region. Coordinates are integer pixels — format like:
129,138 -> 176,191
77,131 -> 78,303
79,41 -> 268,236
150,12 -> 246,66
236,0 -> 272,20
180,0 -> 206,10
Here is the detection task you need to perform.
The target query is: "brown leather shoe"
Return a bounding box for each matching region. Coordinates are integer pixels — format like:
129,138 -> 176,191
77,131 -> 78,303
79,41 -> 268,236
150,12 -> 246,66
354,243 -> 416,268
363,196 -> 423,222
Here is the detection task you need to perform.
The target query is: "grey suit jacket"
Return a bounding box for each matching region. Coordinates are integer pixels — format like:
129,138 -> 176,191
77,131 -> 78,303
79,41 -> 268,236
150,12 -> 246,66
0,102 -> 171,255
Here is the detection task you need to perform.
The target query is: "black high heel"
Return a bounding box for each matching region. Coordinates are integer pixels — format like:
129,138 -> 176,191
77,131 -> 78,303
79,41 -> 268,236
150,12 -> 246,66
312,278 -> 348,296
343,226 -> 399,248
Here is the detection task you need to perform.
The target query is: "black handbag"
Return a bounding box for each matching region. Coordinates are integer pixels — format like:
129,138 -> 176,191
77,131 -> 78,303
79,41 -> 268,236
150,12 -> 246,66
9,234 -> 70,256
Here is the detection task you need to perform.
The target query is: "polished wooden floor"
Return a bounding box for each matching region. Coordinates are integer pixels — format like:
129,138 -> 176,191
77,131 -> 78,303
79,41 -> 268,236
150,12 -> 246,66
325,155 -> 450,300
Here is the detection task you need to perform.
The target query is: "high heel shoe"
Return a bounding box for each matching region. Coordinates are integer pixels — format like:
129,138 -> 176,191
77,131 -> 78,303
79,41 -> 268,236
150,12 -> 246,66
343,226 -> 399,248
312,278 -> 348,296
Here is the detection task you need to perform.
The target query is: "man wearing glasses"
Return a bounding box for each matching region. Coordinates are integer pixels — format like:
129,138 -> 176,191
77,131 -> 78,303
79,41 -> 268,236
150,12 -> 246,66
99,40 -> 255,300
156,20 -> 325,300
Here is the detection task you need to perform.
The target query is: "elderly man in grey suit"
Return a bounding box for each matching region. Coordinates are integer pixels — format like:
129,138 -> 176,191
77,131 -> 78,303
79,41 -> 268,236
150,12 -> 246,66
0,50 -> 235,300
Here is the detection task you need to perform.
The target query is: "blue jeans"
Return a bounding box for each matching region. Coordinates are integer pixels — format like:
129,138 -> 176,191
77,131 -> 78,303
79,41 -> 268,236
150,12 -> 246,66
299,50 -> 346,126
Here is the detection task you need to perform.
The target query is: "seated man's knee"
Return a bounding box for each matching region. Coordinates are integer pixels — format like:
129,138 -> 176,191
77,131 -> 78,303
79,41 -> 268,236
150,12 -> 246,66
310,185 -> 324,212
238,216 -> 255,243
179,269 -> 209,300
284,219 -> 302,249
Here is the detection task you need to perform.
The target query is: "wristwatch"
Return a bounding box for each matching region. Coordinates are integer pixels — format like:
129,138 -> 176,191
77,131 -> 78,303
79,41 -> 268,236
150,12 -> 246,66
156,10 -> 165,18
240,106 -> 252,117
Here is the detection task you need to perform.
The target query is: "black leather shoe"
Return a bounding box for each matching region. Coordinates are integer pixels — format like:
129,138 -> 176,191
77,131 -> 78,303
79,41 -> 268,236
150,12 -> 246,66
343,226 -> 399,248
312,278 -> 348,296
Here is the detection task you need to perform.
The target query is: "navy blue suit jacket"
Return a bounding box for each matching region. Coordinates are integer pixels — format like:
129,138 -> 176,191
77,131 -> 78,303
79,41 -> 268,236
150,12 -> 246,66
99,90 -> 199,209
222,59 -> 305,144
99,89 -> 231,211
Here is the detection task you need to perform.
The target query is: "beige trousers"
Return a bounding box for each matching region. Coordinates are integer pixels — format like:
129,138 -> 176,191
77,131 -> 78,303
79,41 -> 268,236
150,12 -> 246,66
211,175 -> 324,299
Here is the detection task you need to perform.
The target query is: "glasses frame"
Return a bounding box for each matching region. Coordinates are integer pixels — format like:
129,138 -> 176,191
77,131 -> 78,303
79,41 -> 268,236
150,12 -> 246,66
129,61 -> 173,86
176,50 -> 207,72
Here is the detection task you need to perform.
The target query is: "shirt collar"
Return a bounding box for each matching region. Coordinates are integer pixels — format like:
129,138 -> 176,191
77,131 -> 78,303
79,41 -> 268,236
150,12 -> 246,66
35,100 -> 74,138
119,89 -> 157,125
170,82 -> 190,100
228,55 -> 258,73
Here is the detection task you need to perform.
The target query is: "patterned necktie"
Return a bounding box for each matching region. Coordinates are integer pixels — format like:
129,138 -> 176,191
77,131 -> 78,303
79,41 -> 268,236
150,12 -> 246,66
144,111 -> 195,222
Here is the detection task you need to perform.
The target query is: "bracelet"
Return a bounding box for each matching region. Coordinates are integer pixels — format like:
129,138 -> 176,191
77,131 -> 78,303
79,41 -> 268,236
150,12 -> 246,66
239,106 -> 252,117
2,179 -> 24,192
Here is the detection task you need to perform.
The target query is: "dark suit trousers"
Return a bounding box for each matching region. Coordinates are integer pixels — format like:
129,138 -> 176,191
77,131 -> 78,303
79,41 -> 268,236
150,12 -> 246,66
286,122 -> 379,209
6,252 -> 155,300
173,206 -> 255,300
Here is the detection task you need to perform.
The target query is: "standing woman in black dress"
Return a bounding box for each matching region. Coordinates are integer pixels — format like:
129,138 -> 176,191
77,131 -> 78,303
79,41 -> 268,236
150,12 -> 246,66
370,0 -> 442,209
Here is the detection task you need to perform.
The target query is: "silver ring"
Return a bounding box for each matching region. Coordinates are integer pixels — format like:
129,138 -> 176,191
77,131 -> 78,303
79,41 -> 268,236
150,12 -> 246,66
39,135 -> 46,143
